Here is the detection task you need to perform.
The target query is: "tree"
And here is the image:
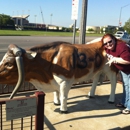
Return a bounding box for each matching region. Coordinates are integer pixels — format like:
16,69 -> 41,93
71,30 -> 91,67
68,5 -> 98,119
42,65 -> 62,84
0,14 -> 14,29
87,28 -> 94,32
124,18 -> 130,34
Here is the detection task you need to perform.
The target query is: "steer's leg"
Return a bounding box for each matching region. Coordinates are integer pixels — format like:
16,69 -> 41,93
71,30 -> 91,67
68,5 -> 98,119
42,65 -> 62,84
88,72 -> 101,97
106,71 -> 117,103
53,91 -> 60,105
59,81 -> 71,114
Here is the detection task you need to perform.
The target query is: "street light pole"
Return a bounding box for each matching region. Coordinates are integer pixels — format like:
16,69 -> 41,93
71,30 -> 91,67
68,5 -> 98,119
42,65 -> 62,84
34,15 -> 37,28
50,14 -> 53,25
118,3 -> 130,27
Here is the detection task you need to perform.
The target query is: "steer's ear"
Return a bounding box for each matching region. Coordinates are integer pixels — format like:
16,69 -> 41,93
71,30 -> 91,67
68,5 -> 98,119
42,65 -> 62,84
25,51 -> 37,59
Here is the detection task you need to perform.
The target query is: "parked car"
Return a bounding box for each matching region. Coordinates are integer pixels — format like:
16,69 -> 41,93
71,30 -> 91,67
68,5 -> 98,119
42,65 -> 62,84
114,31 -> 130,44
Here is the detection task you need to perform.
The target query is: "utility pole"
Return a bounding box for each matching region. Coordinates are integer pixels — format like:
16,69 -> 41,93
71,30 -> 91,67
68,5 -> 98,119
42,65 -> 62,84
79,0 -> 88,44
72,20 -> 77,44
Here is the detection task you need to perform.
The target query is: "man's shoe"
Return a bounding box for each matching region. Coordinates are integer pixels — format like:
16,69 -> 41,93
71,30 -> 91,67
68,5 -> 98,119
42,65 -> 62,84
115,103 -> 126,108
121,108 -> 130,114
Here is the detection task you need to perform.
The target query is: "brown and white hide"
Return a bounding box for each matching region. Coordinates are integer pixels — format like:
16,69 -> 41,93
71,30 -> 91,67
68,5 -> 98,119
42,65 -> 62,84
0,41 -> 118,113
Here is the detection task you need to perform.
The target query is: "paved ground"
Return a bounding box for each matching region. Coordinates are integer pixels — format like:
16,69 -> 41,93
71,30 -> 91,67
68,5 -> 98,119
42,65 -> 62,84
1,82 -> 130,130
44,83 -> 130,130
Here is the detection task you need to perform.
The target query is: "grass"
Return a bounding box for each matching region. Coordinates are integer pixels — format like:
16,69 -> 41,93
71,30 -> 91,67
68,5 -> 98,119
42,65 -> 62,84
0,30 -> 103,37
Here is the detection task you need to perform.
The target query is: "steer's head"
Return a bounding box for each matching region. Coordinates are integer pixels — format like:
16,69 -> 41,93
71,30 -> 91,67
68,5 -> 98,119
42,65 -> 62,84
0,44 -> 27,99
0,44 -> 25,83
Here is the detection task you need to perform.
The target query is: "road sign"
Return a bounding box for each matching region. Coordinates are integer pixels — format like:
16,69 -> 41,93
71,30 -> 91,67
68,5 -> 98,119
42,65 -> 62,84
6,97 -> 37,121
71,0 -> 79,20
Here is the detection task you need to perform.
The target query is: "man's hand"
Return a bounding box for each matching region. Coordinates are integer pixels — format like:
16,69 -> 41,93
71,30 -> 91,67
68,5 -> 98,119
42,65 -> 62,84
106,57 -> 117,66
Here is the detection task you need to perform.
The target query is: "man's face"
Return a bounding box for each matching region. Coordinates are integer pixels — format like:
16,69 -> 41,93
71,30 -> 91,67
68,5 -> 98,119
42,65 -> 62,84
103,36 -> 115,50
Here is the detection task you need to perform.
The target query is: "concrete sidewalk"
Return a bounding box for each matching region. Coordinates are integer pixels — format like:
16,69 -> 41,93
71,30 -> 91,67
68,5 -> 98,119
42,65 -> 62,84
44,83 -> 130,130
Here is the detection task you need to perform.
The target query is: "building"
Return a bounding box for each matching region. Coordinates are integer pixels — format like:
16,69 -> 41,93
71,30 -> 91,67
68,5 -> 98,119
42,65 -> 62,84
12,15 -> 29,27
86,26 -> 100,33
85,25 -> 119,34
12,15 -> 46,29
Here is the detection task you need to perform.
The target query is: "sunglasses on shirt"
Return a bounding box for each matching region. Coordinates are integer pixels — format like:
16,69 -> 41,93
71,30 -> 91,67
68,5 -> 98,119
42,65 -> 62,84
103,40 -> 112,46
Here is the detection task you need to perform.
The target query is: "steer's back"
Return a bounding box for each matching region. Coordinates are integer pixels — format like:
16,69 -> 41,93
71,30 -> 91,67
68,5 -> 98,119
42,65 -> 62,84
26,41 -> 107,84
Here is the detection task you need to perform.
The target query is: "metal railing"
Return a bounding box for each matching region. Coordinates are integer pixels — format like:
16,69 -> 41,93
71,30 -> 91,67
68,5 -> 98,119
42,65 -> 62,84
0,91 -> 45,130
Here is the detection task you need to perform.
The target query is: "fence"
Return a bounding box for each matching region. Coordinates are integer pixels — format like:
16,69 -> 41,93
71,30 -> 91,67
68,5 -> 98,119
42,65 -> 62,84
0,72 -> 122,96
0,91 -> 45,130
0,82 -> 36,95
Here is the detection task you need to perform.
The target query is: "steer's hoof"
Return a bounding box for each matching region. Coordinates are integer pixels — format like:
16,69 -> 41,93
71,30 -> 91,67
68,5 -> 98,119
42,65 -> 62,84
108,101 -> 114,104
87,95 -> 94,98
54,103 -> 60,106
59,110 -> 68,114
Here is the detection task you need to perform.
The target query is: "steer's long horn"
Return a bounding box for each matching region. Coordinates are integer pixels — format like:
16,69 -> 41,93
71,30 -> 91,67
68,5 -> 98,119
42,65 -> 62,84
8,44 -> 23,57
8,44 -> 25,99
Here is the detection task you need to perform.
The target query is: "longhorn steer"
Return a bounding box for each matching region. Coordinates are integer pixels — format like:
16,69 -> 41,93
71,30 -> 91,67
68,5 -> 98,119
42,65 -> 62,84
0,41 -> 118,113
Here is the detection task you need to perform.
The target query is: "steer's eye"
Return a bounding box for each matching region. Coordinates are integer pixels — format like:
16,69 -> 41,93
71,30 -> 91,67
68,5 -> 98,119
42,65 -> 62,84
8,63 -> 12,67
5,63 -> 13,68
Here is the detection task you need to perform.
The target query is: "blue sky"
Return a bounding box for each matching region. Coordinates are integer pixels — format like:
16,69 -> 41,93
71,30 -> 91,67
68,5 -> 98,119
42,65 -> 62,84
0,0 -> 130,27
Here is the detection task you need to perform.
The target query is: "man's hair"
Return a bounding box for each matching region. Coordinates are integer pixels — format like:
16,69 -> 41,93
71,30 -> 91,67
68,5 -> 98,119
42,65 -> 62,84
101,33 -> 117,44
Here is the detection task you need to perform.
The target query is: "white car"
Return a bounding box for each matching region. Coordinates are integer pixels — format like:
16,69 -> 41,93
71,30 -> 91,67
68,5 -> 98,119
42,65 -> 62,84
114,31 -> 130,44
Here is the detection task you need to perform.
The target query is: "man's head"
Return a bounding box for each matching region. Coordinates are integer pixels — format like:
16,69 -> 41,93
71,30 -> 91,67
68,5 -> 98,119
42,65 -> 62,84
101,33 -> 117,50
